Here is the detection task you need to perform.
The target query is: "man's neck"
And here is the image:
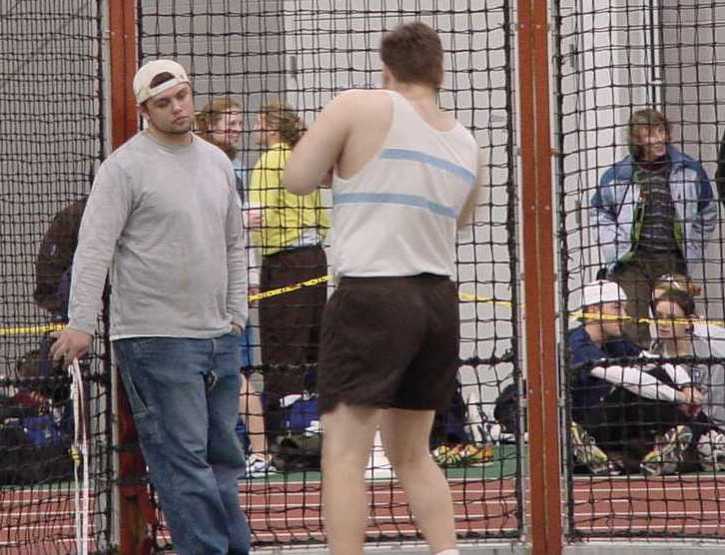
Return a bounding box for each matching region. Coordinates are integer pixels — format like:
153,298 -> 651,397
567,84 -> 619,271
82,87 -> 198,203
660,338 -> 691,357
221,145 -> 239,161
147,125 -> 192,147
637,152 -> 670,172
584,322 -> 605,348
388,82 -> 437,106
260,132 -> 282,149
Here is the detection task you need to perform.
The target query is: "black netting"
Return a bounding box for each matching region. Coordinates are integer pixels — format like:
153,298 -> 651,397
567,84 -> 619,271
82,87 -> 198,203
0,1 -> 112,553
555,0 -> 725,541
15,0 -> 725,551
135,0 -> 521,550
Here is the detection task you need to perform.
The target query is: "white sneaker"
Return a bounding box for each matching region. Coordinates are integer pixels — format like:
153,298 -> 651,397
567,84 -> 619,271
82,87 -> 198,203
245,453 -> 277,478
570,422 -> 615,475
640,425 -> 693,476
698,429 -> 725,472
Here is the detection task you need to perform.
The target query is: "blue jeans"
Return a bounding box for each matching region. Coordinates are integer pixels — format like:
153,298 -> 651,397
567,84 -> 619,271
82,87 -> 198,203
114,335 -> 250,555
239,323 -> 254,370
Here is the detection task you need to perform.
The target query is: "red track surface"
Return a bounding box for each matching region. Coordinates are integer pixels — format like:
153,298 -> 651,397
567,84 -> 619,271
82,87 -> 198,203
2,475 -> 724,553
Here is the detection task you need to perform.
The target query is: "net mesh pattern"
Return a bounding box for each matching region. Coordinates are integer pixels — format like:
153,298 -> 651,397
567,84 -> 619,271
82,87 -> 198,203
9,0 -> 725,551
554,0 -> 725,541
0,1 -> 112,553
135,0 -> 521,549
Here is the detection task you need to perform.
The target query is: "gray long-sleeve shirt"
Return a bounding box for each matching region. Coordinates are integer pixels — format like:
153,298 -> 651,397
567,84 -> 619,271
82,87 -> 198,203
68,131 -> 247,340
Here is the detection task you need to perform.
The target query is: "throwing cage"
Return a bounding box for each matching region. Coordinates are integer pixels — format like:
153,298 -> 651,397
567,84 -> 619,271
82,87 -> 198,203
1,1 -> 724,554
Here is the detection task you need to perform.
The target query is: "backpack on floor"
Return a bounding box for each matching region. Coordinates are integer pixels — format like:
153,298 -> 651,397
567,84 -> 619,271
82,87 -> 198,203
430,385 -> 471,448
271,394 -> 322,471
0,415 -> 73,485
271,432 -> 322,472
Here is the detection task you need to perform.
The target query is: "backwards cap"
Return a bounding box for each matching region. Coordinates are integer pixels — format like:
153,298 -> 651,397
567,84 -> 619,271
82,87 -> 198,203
581,280 -> 627,308
133,59 -> 190,105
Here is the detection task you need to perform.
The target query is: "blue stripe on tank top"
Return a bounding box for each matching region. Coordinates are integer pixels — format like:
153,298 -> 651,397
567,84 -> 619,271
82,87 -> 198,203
333,192 -> 457,219
379,148 -> 476,186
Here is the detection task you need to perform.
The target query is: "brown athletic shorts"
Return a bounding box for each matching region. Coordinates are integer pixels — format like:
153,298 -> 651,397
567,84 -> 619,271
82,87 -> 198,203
317,274 -> 460,414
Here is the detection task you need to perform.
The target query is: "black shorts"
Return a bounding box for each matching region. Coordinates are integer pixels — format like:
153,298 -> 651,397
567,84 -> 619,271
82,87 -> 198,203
317,274 -> 460,414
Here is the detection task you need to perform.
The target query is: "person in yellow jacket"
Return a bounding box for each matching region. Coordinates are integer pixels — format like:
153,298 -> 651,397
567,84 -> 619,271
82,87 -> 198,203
248,100 -> 329,444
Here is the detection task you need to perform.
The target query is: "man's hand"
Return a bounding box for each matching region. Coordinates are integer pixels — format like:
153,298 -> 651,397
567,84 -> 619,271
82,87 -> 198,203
245,208 -> 263,228
49,328 -> 92,365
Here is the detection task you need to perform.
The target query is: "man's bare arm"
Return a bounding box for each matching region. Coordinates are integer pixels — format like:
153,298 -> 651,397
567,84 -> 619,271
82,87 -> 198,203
457,147 -> 485,229
283,91 -> 355,195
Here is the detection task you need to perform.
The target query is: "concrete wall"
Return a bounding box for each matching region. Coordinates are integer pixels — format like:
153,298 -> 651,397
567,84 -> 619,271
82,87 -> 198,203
557,0 -> 725,323
279,0 -> 517,407
0,0 -> 103,371
135,0 -> 519,409
4,0 -> 725,408
660,0 -> 725,320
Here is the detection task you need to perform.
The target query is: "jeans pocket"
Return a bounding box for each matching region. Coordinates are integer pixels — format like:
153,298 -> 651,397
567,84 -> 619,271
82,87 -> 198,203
119,370 -> 161,445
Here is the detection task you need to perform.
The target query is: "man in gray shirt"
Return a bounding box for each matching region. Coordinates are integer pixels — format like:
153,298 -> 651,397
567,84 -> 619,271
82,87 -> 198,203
51,59 -> 250,555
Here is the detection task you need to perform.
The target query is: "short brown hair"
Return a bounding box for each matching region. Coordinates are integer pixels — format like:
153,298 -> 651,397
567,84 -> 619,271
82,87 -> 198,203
653,273 -> 702,299
195,97 -> 242,142
651,272 -> 699,324
380,22 -> 444,89
652,289 -> 696,319
149,71 -> 175,89
259,100 -> 305,147
628,109 -> 671,155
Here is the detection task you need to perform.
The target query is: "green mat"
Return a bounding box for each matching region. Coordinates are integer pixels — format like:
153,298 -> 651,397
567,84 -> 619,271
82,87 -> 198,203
245,443 -> 521,483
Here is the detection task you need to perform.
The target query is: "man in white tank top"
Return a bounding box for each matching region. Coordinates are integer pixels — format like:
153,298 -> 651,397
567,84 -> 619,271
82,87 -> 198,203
284,22 -> 482,555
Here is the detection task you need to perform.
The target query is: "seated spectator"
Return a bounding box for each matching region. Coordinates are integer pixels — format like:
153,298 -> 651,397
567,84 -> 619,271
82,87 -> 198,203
569,279 -> 703,475
591,109 -> 716,347
34,198 -> 87,321
29,199 -> 88,454
25,198 -> 92,482
0,349 -> 73,485
650,275 -> 725,470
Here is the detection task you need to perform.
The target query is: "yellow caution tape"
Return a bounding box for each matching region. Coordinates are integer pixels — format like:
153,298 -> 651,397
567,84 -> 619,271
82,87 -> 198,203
3,276 -> 724,335
0,322 -> 66,337
249,275 -> 331,302
570,310 -> 725,328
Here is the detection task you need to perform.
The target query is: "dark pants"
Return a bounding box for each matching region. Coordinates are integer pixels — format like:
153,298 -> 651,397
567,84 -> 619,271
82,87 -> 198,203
317,275 -> 459,414
610,251 -> 686,347
259,245 -> 327,441
574,367 -> 708,471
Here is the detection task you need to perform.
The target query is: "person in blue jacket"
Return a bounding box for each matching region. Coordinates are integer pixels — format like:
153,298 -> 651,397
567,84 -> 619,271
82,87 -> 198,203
715,128 -> 725,208
591,108 -> 716,346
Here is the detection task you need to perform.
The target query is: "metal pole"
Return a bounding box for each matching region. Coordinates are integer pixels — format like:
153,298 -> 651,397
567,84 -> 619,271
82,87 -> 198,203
517,1 -> 563,553
107,2 -> 149,554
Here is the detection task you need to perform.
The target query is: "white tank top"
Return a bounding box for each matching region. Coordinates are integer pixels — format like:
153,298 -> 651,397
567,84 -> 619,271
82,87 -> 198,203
331,90 -> 478,278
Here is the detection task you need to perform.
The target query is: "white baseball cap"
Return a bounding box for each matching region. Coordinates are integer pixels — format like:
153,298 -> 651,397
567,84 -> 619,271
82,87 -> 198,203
133,59 -> 190,105
581,280 -> 627,308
